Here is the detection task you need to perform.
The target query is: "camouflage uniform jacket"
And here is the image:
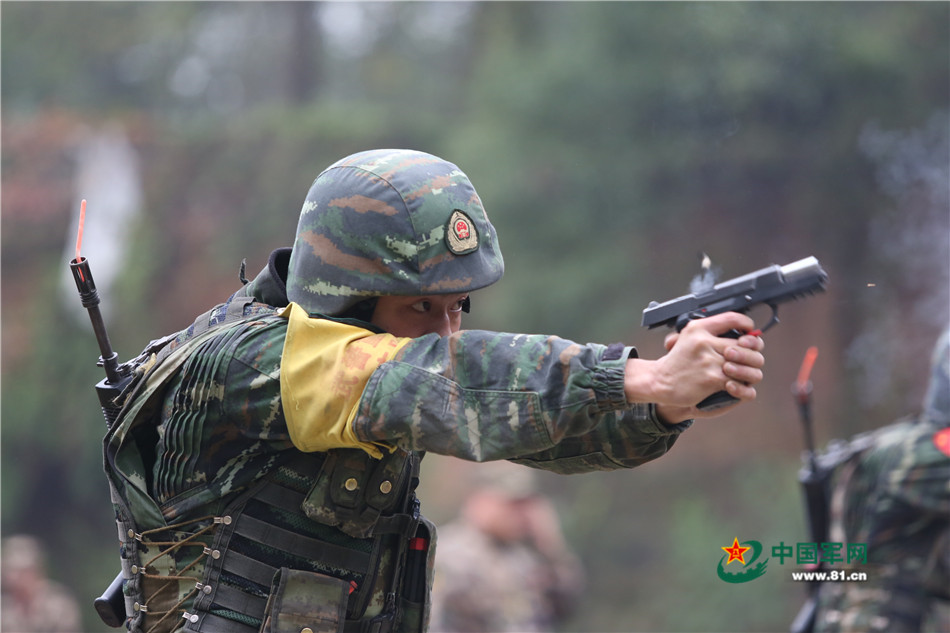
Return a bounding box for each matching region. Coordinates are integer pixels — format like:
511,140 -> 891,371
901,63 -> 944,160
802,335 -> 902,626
814,416 -> 950,633
815,329 -> 950,633
104,250 -> 690,633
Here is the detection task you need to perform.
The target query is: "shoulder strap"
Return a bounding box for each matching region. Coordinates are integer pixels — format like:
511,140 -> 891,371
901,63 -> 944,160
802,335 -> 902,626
105,298 -> 277,530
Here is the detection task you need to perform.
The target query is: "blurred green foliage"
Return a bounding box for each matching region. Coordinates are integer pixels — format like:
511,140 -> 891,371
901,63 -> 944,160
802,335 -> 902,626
2,2 -> 947,631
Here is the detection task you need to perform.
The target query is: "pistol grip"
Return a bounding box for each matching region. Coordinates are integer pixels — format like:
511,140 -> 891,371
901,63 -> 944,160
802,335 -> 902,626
695,329 -> 744,410
94,572 -> 126,628
697,390 -> 739,411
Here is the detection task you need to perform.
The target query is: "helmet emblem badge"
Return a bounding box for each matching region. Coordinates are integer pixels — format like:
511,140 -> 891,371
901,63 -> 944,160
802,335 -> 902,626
445,209 -> 479,255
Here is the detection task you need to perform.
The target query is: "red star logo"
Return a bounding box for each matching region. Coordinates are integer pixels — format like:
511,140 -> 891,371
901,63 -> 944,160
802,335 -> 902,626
722,538 -> 751,565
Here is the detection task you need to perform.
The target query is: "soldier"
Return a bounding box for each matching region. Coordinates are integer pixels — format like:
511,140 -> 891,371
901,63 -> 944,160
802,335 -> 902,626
429,462 -> 584,633
101,148 -> 765,633
1,534 -> 82,633
814,328 -> 950,633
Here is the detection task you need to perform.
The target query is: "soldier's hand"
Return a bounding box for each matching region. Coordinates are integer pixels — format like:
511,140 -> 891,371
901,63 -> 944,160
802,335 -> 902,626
519,496 -> 568,556
623,312 -> 765,423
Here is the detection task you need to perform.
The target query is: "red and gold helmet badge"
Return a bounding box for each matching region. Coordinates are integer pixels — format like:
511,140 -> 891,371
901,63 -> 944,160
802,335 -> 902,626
445,209 -> 479,255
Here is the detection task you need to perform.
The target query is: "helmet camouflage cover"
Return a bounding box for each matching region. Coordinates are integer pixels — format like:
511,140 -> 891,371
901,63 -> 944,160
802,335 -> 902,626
287,149 -> 505,316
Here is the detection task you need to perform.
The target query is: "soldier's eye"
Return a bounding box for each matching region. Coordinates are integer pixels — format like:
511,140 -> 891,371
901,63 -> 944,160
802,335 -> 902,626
411,300 -> 432,313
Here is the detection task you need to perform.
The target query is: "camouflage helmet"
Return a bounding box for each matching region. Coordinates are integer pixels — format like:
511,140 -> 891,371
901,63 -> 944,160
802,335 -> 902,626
286,149 -> 505,316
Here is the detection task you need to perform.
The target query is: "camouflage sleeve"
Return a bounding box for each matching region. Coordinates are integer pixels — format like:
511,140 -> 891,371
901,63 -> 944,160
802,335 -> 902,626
351,329 -> 690,468
863,420 -> 950,515
509,406 -> 691,474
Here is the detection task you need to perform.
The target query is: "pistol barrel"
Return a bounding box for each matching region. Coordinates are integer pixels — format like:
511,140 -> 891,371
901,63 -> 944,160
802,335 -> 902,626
641,256 -> 828,329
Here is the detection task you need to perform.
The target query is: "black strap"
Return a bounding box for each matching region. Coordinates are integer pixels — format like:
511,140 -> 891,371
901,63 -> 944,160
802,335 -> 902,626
152,296 -> 257,367
254,480 -> 310,513
218,548 -> 278,588
183,611 -> 258,633
208,582 -> 268,618
233,514 -> 372,574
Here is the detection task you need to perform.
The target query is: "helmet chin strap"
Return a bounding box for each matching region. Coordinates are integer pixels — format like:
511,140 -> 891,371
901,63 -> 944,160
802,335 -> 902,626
339,297 -> 379,323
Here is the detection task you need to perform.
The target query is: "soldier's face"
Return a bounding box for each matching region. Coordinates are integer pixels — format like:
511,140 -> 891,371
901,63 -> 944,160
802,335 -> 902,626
371,293 -> 469,338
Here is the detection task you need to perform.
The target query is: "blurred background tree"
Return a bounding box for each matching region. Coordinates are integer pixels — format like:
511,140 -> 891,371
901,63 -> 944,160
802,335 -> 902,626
2,2 -> 947,631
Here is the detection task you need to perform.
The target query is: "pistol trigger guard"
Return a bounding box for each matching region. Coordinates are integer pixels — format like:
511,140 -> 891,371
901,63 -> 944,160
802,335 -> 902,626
759,304 -> 780,333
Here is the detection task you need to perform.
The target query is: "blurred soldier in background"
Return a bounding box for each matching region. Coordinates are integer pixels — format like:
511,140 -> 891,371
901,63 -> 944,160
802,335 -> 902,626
430,462 -> 584,633
1,534 -> 82,632
814,328 -> 950,633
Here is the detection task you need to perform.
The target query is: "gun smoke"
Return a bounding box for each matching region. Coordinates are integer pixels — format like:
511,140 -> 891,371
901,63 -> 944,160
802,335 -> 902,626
847,111 -> 950,411
690,252 -> 720,295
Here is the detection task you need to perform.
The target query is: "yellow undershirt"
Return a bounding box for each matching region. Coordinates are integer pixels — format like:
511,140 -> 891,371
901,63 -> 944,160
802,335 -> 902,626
279,302 -> 409,458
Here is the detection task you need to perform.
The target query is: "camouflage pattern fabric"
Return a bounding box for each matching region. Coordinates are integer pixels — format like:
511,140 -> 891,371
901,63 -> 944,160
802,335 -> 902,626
108,306 -> 423,633
815,329 -> 950,633
149,314 -> 687,512
286,149 -> 505,316
152,313 -> 291,515
357,330 -> 687,470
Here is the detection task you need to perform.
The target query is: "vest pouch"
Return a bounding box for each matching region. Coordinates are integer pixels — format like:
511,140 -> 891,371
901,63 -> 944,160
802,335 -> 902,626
396,517 -> 435,633
261,568 -> 348,633
302,448 -> 411,539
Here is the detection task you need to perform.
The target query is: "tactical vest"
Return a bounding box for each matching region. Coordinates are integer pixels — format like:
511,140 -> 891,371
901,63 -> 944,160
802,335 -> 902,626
103,297 -> 432,633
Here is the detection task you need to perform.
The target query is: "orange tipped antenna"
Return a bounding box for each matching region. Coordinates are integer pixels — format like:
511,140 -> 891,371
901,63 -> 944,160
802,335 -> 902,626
796,346 -> 819,394
793,346 -> 820,461
76,199 -> 87,261
75,200 -> 87,280
68,198 -> 124,386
